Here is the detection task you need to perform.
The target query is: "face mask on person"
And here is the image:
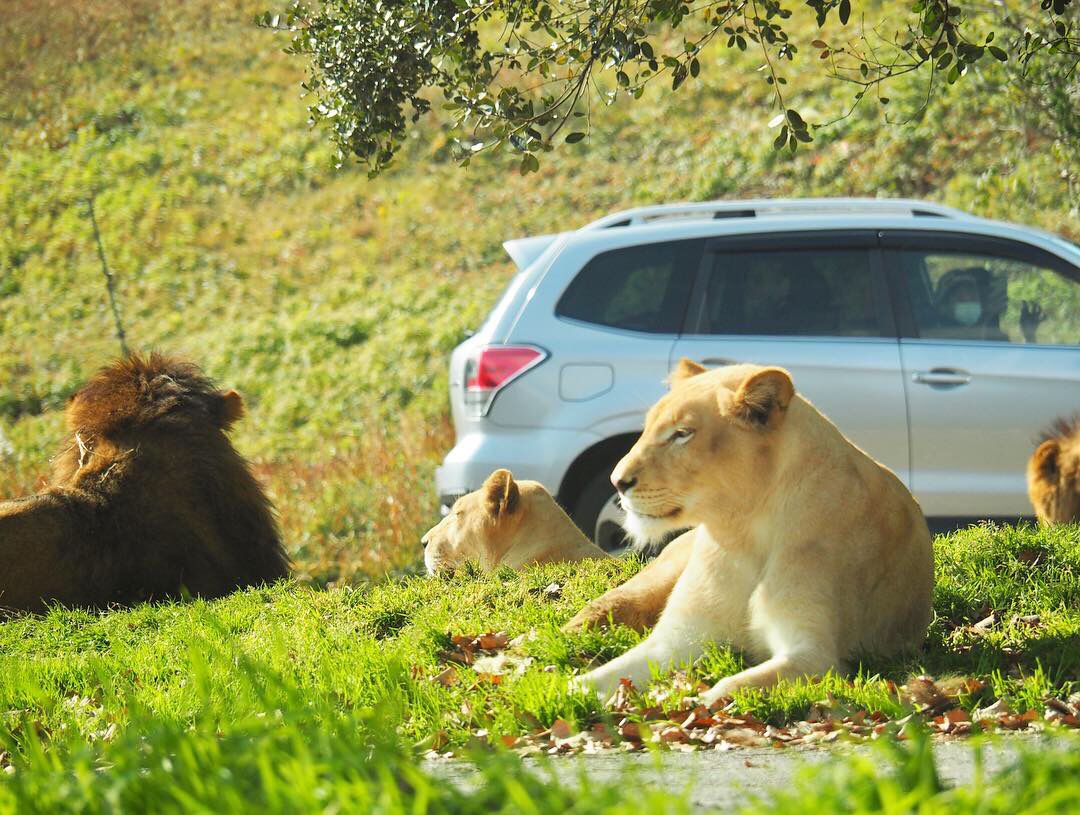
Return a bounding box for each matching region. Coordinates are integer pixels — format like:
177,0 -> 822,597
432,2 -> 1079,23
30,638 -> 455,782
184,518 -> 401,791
953,302 -> 982,326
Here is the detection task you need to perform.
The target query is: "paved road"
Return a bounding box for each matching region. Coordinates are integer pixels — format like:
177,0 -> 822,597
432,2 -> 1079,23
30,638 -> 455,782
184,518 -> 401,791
427,735 -> 1043,811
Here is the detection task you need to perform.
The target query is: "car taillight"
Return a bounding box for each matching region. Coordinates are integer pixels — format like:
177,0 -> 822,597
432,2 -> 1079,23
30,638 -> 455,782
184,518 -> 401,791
463,345 -> 546,417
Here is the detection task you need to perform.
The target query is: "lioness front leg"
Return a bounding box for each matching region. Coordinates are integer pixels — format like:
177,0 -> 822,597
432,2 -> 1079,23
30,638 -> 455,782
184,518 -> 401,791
563,530 -> 694,634
576,551 -> 730,700
699,652 -> 838,707
577,620 -> 715,701
699,572 -> 842,707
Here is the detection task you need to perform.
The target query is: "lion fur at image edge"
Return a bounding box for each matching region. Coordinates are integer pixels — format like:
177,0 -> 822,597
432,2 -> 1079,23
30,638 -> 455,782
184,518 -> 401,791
1028,415 -> 1080,525
0,353 -> 289,613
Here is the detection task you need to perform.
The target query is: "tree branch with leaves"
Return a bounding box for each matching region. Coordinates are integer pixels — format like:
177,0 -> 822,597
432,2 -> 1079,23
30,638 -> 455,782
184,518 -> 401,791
259,0 -> 1077,175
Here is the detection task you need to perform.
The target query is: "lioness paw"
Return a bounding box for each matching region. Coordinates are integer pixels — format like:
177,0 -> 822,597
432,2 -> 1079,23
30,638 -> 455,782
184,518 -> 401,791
699,681 -> 736,710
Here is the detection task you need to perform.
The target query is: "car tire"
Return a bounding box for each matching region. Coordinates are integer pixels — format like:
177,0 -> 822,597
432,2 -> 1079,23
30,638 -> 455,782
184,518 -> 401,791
571,469 -> 630,553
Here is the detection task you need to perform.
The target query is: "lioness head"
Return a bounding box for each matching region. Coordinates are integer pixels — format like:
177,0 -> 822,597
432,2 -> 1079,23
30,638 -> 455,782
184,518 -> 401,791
612,359 -> 795,544
1027,417 -> 1080,525
422,469 -> 606,574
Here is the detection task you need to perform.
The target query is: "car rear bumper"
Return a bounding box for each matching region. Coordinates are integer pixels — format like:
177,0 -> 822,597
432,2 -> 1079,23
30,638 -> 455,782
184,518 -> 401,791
435,427 -> 599,513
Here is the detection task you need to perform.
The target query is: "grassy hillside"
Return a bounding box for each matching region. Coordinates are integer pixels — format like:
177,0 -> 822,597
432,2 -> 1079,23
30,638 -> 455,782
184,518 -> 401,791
1,0 -> 1078,585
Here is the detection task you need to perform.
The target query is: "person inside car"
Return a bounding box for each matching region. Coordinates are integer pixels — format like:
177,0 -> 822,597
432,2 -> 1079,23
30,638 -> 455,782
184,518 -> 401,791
934,267 -> 1008,341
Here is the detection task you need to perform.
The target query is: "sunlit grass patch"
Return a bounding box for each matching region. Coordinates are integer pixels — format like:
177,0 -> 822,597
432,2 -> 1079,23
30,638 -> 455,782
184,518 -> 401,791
0,634 -> 693,814
0,523 -> 1075,757
744,727 -> 1080,815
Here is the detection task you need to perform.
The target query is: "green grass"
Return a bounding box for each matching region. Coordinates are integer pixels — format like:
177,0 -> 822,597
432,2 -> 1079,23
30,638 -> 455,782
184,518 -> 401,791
754,728 -> 1080,815
0,523 -> 1075,754
0,523 -> 1076,811
0,636 -> 696,814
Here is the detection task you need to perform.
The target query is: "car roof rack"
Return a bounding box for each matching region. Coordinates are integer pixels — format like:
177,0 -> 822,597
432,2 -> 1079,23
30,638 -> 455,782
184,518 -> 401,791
583,198 -> 972,229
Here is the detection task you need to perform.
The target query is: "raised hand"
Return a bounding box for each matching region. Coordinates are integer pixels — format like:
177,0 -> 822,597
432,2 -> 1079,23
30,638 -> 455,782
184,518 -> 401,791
1019,300 -> 1047,344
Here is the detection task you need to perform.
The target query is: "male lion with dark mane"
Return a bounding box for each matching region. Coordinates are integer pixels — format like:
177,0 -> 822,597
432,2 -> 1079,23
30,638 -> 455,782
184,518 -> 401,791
0,353 -> 290,613
1028,416 -> 1080,525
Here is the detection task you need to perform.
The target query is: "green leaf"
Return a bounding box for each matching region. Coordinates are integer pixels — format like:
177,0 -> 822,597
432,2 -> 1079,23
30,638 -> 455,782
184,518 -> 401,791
988,45 -> 1008,62
564,132 -> 586,144
774,125 -> 789,150
839,0 -> 851,25
519,153 -> 539,175
690,58 -> 700,78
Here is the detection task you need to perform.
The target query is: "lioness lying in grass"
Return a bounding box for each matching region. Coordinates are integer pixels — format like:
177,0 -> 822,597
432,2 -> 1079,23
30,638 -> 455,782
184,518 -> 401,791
575,360 -> 933,706
422,469 -> 608,574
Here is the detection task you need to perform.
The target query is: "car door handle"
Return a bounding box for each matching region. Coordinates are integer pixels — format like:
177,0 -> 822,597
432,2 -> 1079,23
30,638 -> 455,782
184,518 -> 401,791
912,368 -> 972,387
699,357 -> 737,367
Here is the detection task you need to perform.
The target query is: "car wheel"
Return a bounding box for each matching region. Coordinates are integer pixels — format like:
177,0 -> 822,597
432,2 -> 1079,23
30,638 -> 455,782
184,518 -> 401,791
571,469 -> 630,553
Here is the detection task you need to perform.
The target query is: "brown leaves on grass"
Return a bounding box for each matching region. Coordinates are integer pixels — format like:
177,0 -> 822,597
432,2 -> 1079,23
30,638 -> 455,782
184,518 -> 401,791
527,582 -> 563,601
438,631 -> 511,666
421,630 -> 535,690
422,637 -> 1079,759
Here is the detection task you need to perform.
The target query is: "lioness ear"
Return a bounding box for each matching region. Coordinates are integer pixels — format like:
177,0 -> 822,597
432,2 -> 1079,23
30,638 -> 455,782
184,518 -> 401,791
1031,439 -> 1060,479
667,358 -> 707,388
731,367 -> 794,428
483,469 -> 520,519
218,390 -> 245,430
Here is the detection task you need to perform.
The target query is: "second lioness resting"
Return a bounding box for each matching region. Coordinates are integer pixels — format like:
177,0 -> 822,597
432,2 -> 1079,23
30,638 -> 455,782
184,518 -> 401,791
422,469 -> 608,574
576,360 -> 933,707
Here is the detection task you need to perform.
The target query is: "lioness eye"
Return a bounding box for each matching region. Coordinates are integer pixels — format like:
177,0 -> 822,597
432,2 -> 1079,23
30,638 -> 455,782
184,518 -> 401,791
670,427 -> 694,443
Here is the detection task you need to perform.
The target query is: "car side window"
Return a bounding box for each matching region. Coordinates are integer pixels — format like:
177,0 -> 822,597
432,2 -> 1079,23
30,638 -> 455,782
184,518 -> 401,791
701,249 -> 881,337
897,250 -> 1080,345
556,240 -> 702,334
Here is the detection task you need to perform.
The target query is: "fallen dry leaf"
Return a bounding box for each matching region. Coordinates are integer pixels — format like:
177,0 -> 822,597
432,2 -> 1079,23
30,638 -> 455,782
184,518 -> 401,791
431,666 -> 458,687
970,613 -> 996,633
472,652 -> 534,680
440,631 -> 513,666
550,718 -> 574,741
657,726 -> 689,744
1015,547 -> 1046,566
973,698 -> 1013,722
608,678 -> 637,712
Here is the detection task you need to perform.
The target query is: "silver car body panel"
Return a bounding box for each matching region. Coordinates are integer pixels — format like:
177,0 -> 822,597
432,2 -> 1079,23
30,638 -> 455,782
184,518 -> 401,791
437,200 -> 1080,520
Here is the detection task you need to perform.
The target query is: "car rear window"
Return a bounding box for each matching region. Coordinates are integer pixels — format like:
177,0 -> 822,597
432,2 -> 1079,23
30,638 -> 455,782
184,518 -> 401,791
701,248 -> 881,337
556,240 -> 702,333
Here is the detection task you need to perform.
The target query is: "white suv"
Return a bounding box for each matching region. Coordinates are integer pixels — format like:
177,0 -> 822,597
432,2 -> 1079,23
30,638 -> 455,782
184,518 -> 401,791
436,198 -> 1080,547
